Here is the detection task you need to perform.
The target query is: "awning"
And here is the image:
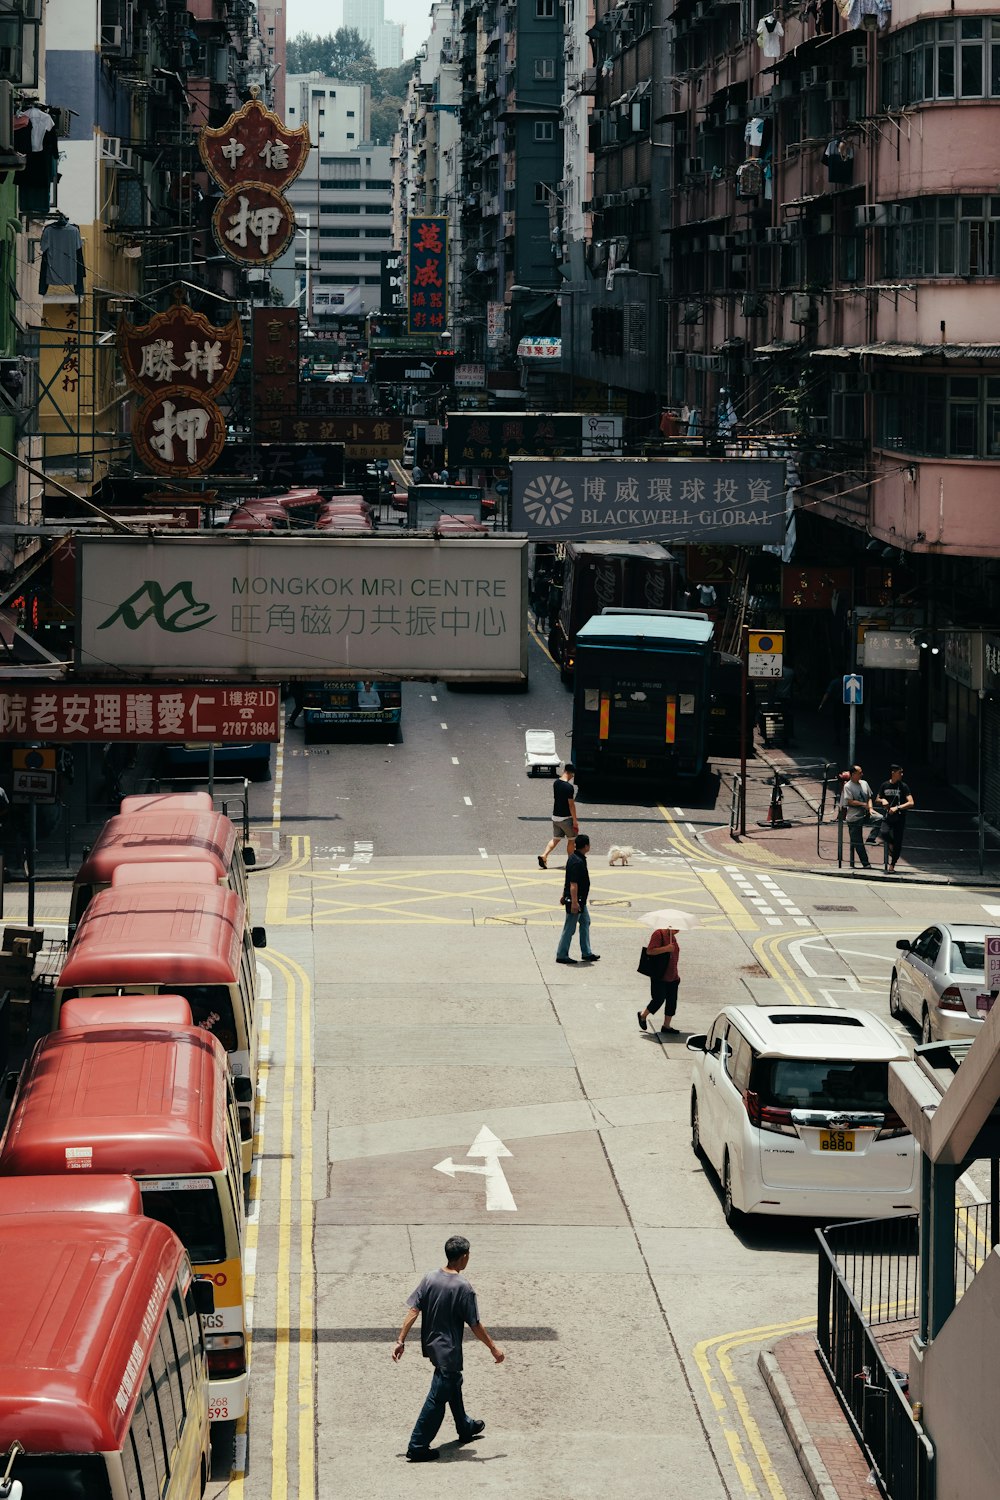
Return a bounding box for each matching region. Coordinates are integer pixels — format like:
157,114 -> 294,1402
753,341 -> 801,357
810,342 -> 1000,360
671,213 -> 730,232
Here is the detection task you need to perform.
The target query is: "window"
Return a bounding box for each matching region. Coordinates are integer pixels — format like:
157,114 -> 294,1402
141,1183 -> 226,1263
881,17 -> 1000,107
534,120 -> 555,141
347,110 -> 355,117
536,0 -> 555,14
534,58 -> 556,79
534,181 -> 554,203
882,195 -> 1000,279
875,371 -> 1000,458
347,132 -> 355,139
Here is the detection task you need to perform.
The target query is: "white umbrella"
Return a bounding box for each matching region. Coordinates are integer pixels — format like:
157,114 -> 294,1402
638,909 -> 701,932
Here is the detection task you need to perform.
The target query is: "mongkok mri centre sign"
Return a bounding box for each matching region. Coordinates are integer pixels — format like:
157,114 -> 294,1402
77,537 -> 527,682
510,458 -> 788,544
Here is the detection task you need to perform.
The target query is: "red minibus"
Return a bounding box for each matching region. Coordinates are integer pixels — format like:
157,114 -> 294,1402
0,1194 -> 212,1497
120,792 -> 215,814
0,1025 -> 248,1427
58,993 -> 194,1030
54,884 -> 259,1179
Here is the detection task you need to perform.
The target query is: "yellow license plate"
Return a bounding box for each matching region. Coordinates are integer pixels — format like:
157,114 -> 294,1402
626,757 -> 646,769
820,1130 -> 855,1152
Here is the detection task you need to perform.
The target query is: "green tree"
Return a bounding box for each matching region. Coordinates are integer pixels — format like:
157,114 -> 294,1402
370,94 -> 405,145
286,27 -> 377,80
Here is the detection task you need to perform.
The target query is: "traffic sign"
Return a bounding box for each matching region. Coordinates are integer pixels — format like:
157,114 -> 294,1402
11,768 -> 56,802
12,747 -> 55,772
748,629 -> 784,680
842,673 -> 864,705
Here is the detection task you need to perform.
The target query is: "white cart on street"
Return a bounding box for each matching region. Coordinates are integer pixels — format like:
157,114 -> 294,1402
524,729 -> 560,777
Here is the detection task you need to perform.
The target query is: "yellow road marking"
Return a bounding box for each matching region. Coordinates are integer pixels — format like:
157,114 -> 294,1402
698,870 -> 759,931
269,945 -> 299,1494
753,932 -> 815,1005
694,1318 -> 813,1499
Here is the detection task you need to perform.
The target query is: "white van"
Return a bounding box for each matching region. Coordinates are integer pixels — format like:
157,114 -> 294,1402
687,1005 -> 918,1225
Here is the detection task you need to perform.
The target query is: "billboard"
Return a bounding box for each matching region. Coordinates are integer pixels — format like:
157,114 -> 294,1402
407,215 -> 448,336
447,412 -> 622,466
510,458 -> 787,543
373,354 -> 456,384
0,684 -> 280,742
77,537 -> 528,682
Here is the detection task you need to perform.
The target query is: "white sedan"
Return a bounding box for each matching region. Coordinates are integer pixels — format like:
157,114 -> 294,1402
889,924 -> 989,1043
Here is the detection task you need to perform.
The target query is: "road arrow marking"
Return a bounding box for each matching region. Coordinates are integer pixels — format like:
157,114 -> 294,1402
433,1125 -> 517,1211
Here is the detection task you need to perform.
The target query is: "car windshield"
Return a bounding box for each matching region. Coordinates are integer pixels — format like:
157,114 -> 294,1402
8,1456 -> 110,1497
752,1058 -> 890,1112
952,940 -> 985,973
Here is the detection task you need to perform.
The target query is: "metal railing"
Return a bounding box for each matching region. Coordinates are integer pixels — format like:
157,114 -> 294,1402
817,1215 -> 934,1500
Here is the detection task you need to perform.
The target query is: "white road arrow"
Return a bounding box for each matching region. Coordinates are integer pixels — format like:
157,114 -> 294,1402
433,1124 -> 517,1211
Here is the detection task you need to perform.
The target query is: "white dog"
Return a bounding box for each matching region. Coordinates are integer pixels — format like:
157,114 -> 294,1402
607,845 -> 636,866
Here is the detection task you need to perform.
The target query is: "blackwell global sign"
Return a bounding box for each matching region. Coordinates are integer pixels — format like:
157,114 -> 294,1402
510,458 -> 787,543
77,536 -> 528,682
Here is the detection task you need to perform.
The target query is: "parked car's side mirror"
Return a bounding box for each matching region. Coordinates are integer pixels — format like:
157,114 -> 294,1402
895,939 -> 912,951
686,1034 -> 708,1052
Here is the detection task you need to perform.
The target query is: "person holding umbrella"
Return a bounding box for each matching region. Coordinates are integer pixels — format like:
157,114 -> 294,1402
636,909 -> 698,1036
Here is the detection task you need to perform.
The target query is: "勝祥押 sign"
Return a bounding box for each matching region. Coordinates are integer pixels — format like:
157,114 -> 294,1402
0,685 -> 281,742
510,458 -> 787,543
77,536 -> 528,682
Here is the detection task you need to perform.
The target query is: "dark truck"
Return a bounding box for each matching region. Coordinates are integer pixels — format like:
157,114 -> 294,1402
548,542 -> 678,685
571,610 -> 734,790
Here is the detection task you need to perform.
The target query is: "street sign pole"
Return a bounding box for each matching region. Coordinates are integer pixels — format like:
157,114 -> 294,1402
739,629 -> 748,837
26,799 -> 36,928
848,701 -> 857,768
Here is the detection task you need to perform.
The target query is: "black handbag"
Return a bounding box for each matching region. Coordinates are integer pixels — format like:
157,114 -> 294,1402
637,946 -> 660,977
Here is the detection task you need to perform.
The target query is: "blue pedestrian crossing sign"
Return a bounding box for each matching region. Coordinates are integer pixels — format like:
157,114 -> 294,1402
842,674 -> 864,706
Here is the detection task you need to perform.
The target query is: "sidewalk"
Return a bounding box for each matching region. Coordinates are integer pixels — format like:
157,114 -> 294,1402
704,707 -> 1000,885
761,1334 -> 878,1500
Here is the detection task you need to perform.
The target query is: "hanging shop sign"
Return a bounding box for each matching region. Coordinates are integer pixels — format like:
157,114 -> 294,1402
252,306 -> 300,417
212,183 -> 296,266
133,389 -> 228,478
446,412 -> 619,466
406,215 -> 448,337
516,335 -> 562,360
213,442 -> 346,488
0,684 -> 281,743
780,565 -> 853,610
510,458 -> 787,542
117,292 -> 243,400
198,96 -> 310,193
253,416 -> 403,457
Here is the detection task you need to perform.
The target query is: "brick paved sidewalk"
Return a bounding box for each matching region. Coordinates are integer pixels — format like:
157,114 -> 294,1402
761,1333 -> 878,1500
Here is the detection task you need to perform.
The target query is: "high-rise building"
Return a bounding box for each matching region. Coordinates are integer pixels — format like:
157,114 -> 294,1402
343,0 -> 403,70
257,1 -> 288,118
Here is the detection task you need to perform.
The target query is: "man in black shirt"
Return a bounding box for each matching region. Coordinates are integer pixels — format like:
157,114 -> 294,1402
874,763 -> 914,872
556,833 -> 600,964
538,763 -> 578,869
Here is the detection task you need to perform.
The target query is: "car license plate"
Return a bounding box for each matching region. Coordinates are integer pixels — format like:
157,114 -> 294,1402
820,1130 -> 855,1152
626,757 -> 646,769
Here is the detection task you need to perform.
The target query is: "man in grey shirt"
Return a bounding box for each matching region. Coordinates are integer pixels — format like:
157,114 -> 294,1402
392,1234 -> 505,1462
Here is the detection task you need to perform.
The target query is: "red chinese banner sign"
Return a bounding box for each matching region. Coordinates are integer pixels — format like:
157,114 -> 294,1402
133,390 -> 228,478
252,307 -> 300,418
198,97 -> 310,193
0,685 -> 281,742
407,215 -> 448,336
118,295 -> 243,399
254,415 -> 404,456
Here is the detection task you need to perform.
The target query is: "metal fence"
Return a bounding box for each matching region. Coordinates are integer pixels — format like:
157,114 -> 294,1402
817,1215 -> 934,1500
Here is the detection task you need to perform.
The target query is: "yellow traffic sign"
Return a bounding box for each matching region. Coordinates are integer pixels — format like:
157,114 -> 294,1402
12,747 -> 56,772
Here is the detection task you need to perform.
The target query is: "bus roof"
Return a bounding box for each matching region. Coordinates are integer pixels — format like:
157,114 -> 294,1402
0,1026 -> 229,1178
111,859 -> 220,889
576,612 -> 714,647
0,1212 -> 186,1452
74,810 -> 238,885
59,994 -> 194,1030
120,791 -> 215,814
58,884 -> 245,990
0,1173 -> 143,1216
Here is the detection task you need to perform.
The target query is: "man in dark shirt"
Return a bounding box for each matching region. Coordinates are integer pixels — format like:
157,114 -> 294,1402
874,763 -> 914,872
556,832 -> 600,964
392,1234 -> 505,1462
538,762 -> 578,869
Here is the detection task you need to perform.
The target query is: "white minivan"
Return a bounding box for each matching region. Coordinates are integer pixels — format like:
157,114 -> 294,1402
687,1005 -> 919,1225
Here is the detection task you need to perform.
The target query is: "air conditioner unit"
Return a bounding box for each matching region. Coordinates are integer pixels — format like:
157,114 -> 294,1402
856,203 -> 890,227
731,253 -> 748,272
801,67 -> 828,89
826,81 -> 849,101
685,156 -> 703,175
101,136 -> 122,161
764,226 -> 784,244
850,45 -> 868,68
101,24 -> 124,52
708,234 -> 726,252
790,292 -> 817,324
807,415 -> 829,435
747,95 -> 773,116
681,301 -> 703,324
889,203 -> 912,223
774,79 -> 795,99
150,76 -> 168,95
741,292 -> 767,316
724,103 -> 741,124
818,212 -> 834,235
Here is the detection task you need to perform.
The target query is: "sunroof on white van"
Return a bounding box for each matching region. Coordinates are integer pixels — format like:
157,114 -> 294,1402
767,1013 -> 864,1026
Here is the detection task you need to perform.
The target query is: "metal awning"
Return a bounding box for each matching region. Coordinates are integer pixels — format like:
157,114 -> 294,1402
753,341 -> 800,356
671,213 -> 730,231
811,342 -> 1000,360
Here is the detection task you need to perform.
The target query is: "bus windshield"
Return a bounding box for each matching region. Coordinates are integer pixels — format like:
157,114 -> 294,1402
140,1180 -> 226,1263
6,1456 -> 109,1498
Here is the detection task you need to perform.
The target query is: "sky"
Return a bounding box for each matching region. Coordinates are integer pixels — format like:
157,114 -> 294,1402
285,0 -> 434,59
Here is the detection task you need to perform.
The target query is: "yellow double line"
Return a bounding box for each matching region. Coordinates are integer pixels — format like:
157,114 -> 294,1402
695,1317 -> 814,1498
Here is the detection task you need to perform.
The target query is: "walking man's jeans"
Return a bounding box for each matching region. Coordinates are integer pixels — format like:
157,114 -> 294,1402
846,820 -> 870,867
408,1366 -> 475,1452
557,903 -> 593,959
